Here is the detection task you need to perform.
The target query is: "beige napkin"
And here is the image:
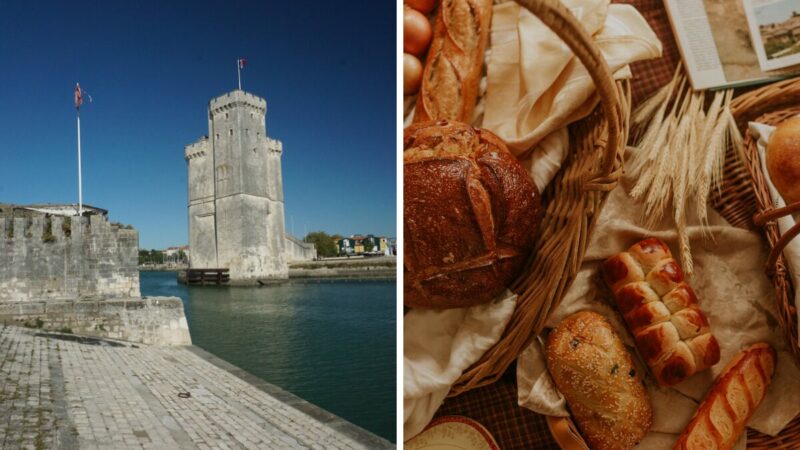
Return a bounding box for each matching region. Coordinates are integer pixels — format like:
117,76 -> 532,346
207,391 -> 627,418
515,171 -> 800,448
483,0 -> 661,156
403,293 -> 517,439
749,121 -> 800,345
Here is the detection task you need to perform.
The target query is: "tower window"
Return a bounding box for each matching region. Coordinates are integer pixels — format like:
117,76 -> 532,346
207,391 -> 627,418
246,129 -> 249,136
225,113 -> 229,119
215,133 -> 219,140
250,113 -> 254,119
229,129 -> 233,136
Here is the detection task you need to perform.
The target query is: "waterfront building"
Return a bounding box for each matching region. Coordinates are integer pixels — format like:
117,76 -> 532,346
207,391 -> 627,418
336,234 -> 389,255
185,90 -> 314,282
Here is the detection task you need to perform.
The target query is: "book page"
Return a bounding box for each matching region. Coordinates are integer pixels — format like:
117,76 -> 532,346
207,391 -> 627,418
665,0 -> 727,89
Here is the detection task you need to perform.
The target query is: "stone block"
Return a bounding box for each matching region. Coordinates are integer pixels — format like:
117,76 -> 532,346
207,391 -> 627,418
45,302 -> 75,314
124,299 -> 145,310
18,302 -> 45,315
73,301 -> 99,315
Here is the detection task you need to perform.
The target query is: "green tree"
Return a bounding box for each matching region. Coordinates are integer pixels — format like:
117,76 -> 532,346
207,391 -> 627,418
149,249 -> 164,264
363,237 -> 374,252
304,231 -> 338,257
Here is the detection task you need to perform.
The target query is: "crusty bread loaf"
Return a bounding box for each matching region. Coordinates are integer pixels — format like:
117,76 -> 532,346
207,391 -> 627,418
602,238 -> 720,386
404,120 -> 540,309
673,343 -> 776,450
546,311 -> 653,450
766,116 -> 800,205
413,0 -> 493,123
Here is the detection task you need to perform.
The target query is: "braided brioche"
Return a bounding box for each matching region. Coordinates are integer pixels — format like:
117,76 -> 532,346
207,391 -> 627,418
602,238 -> 720,386
673,343 -> 776,450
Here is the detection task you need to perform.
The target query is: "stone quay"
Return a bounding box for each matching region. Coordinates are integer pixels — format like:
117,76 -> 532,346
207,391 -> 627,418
0,325 -> 392,449
0,204 -> 393,449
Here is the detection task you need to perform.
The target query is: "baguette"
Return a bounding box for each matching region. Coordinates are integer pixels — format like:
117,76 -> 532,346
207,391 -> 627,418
602,238 -> 720,386
673,343 -> 776,450
546,311 -> 653,450
413,0 -> 493,123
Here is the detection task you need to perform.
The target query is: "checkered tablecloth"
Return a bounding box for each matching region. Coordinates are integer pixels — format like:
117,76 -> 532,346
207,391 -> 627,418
429,2 -> 682,448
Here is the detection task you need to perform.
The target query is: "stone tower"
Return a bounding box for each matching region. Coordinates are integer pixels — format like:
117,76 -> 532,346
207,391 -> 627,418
185,90 -> 288,280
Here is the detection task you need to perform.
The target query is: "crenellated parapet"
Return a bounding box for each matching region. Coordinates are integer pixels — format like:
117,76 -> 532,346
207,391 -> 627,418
184,137 -> 210,161
209,90 -> 267,116
267,138 -> 283,155
0,213 -> 140,302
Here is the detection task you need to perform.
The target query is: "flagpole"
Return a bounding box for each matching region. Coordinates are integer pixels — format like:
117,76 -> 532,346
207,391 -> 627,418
77,110 -> 83,216
237,59 -> 241,90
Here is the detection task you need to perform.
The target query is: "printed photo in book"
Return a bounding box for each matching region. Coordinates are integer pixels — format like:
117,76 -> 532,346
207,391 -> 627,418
744,0 -> 800,71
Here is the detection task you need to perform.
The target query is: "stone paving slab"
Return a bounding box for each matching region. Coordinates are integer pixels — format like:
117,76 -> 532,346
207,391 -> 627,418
0,325 -> 394,449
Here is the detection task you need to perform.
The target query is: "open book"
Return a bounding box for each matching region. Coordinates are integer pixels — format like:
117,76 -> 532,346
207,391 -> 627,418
665,0 -> 800,90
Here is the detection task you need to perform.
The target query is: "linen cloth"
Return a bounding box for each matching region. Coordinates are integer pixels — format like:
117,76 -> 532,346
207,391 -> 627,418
514,168 -> 800,448
749,121 -> 800,346
403,0 -> 661,440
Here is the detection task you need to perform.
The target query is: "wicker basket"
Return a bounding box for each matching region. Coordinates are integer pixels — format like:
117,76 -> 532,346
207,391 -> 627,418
448,0 -> 630,396
709,77 -> 800,449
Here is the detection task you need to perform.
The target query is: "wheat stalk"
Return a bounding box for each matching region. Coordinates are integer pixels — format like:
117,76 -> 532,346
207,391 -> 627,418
629,70 -> 735,276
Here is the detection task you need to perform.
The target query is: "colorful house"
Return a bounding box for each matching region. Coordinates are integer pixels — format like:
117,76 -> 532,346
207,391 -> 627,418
337,234 -> 389,255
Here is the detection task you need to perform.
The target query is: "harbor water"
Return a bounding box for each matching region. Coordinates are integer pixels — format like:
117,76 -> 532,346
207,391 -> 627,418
139,271 -> 396,442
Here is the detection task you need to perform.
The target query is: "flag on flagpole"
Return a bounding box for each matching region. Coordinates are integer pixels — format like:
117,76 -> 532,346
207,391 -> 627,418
74,83 -> 93,111
238,58 -> 247,69
74,83 -> 82,110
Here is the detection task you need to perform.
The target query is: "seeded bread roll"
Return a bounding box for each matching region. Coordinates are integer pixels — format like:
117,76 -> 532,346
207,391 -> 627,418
413,0 -> 493,123
403,120 -> 541,309
546,311 -> 653,450
602,238 -> 721,386
673,343 -> 776,450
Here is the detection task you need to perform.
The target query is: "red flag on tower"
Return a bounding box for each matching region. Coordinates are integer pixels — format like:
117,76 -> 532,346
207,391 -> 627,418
74,83 -> 82,110
74,83 -> 92,111
238,58 -> 247,69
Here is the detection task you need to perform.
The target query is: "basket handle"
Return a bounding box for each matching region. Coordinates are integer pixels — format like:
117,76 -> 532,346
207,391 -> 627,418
515,0 -> 623,184
753,200 -> 800,274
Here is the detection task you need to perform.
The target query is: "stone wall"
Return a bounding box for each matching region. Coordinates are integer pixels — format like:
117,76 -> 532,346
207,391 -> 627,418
0,215 -> 140,302
285,234 -> 317,261
0,297 -> 191,346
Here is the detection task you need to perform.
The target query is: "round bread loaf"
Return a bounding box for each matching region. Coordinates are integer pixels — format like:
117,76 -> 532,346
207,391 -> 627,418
767,116 -> 800,204
403,121 -> 541,309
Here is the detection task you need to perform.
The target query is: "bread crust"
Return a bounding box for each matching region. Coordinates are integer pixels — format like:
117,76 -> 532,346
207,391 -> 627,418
413,0 -> 493,123
546,311 -> 653,450
766,116 -> 800,204
403,121 -> 540,309
673,343 -> 776,450
602,237 -> 720,386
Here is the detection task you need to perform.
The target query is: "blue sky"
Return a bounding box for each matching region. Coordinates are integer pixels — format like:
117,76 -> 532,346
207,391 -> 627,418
755,0 -> 800,25
0,1 -> 396,249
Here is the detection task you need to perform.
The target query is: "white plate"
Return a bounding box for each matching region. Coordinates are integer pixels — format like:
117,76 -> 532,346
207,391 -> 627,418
406,416 -> 500,450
